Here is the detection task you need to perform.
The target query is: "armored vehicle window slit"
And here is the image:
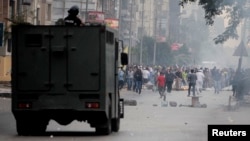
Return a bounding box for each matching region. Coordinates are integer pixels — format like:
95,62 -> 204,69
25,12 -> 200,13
25,34 -> 43,47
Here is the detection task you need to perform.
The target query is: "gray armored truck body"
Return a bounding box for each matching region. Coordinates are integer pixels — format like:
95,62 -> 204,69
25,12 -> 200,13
11,25 -> 126,135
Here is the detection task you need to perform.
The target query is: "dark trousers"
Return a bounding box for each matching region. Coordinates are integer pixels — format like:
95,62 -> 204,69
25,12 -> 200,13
127,78 -> 133,90
118,80 -> 124,90
188,83 -> 196,96
166,81 -> 173,93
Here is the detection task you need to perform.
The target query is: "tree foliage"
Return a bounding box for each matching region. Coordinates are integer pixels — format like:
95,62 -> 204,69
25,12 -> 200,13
179,0 -> 249,44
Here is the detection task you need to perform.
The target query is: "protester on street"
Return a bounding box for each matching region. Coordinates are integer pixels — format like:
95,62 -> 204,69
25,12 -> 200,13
126,67 -> 134,91
165,68 -> 176,93
187,69 -> 197,97
196,69 -> 205,94
134,66 -> 143,94
212,68 -> 222,94
182,69 -> 188,86
118,68 -> 125,90
142,67 -> 150,85
157,71 -> 166,100
175,68 -> 183,90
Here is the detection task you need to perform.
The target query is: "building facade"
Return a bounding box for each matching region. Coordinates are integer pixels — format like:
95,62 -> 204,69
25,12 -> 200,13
119,0 -> 170,64
52,0 -> 118,24
0,0 -> 53,82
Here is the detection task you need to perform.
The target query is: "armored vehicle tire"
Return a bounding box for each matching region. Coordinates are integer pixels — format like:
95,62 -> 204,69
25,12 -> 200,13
16,117 -> 48,136
111,117 -> 120,132
95,116 -> 112,135
95,124 -> 111,135
111,104 -> 121,132
95,105 -> 112,135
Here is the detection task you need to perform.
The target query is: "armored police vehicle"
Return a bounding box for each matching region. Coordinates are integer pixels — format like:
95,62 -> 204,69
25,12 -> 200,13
11,24 -> 128,135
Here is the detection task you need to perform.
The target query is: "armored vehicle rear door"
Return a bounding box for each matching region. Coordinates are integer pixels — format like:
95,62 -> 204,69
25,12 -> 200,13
66,27 -> 101,91
15,27 -> 50,91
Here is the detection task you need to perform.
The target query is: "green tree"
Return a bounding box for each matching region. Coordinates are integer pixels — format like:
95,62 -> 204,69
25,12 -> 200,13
180,0 -> 249,44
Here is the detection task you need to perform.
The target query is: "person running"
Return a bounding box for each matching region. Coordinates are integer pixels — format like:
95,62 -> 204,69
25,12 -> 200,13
157,71 -> 166,101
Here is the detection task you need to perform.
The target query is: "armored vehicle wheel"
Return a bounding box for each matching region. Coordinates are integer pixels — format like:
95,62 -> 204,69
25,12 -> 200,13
95,116 -> 112,135
111,117 -> 120,132
111,103 -> 121,132
95,105 -> 112,135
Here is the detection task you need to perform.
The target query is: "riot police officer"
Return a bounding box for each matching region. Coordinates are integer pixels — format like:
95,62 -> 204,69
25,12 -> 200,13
64,5 -> 83,26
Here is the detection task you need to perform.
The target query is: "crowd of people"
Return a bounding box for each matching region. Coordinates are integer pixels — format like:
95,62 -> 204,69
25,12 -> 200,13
118,64 -> 240,99
62,5 -> 250,100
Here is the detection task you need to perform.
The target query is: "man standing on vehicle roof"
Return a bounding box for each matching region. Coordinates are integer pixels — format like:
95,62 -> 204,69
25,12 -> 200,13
64,5 -> 83,26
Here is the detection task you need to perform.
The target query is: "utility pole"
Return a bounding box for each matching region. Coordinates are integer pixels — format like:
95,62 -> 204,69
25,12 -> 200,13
10,0 -> 16,19
140,0 -> 144,65
129,0 -> 133,64
153,2 -> 158,65
17,0 -> 22,17
102,0 -> 104,12
118,0 -> 122,39
85,0 -> 89,22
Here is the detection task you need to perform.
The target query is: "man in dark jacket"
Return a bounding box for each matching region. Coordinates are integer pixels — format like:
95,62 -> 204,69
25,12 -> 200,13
134,66 -> 143,94
64,5 -> 83,26
187,69 -> 197,97
165,68 -> 176,93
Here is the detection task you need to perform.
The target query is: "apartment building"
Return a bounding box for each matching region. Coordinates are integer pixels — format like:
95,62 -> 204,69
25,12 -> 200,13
119,0 -> 171,64
119,0 -> 168,45
52,0 -> 118,24
0,0 -> 53,82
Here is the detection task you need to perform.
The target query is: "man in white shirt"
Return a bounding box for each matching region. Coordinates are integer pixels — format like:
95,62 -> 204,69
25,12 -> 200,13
142,67 -> 150,85
196,69 -> 205,94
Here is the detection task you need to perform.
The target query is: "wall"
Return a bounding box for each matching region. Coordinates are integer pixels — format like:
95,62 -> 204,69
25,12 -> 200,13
0,56 -> 11,82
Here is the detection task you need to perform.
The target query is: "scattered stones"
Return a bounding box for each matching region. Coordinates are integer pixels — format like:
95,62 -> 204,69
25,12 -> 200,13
124,99 -> 137,106
152,104 -> 158,107
200,104 -> 207,108
169,101 -> 177,107
161,101 -> 168,107
179,103 -> 207,108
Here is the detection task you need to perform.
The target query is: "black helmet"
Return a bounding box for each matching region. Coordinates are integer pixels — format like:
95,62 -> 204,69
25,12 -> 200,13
68,5 -> 79,15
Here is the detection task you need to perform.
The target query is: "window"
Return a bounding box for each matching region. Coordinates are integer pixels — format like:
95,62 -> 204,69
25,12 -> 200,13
25,34 -> 43,48
36,8 -> 40,25
22,0 -> 31,5
7,39 -> 12,53
46,4 -> 52,21
106,31 -> 114,44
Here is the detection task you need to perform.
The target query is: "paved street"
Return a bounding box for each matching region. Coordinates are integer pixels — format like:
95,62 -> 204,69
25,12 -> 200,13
1,85 -> 250,141
119,86 -> 250,141
121,86 -> 234,109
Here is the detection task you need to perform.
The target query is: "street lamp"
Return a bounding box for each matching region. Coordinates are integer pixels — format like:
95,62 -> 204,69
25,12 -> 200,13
140,0 -> 144,65
85,0 -> 89,22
